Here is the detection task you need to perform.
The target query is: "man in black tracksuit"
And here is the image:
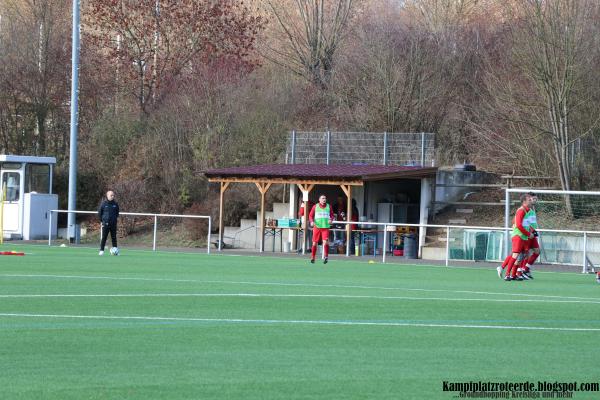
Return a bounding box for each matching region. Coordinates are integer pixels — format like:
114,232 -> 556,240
98,190 -> 120,255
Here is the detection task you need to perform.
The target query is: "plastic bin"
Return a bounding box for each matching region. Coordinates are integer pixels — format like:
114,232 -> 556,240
403,235 -> 418,259
277,218 -> 299,228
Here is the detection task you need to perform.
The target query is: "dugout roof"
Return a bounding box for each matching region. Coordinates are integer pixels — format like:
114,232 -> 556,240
205,163 -> 437,185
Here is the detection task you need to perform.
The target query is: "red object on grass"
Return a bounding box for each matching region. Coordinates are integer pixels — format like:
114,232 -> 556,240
0,251 -> 25,256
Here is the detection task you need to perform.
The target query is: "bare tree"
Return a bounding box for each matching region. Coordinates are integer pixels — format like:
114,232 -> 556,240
85,0 -> 263,115
517,1 -> 586,197
466,0 -> 600,215
405,0 -> 484,42
0,0 -> 71,155
262,0 -> 355,89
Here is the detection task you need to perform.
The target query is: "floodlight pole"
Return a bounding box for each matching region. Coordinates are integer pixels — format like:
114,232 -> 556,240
67,0 -> 81,241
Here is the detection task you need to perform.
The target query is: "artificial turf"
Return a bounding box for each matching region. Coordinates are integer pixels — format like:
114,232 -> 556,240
0,244 -> 599,399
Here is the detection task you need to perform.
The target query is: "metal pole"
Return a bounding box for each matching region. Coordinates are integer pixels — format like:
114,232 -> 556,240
326,130 -> 331,165
67,0 -> 81,242
48,210 -> 52,246
504,189 -> 510,257
152,215 -> 158,251
291,130 -> 296,164
383,131 -> 388,166
582,232 -> 588,274
382,224 -> 387,263
49,164 -> 53,194
421,132 -> 426,166
445,226 -> 450,267
207,217 -> 211,255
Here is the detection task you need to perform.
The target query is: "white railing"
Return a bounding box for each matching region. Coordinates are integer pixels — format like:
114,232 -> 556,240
331,220 -> 599,272
48,210 -> 212,254
46,209 -> 599,271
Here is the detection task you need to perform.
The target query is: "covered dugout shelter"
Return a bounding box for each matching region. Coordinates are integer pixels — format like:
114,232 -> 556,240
205,164 -> 437,256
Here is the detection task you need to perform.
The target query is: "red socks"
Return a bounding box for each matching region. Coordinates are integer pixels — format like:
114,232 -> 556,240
519,253 -> 539,273
501,255 -> 512,270
505,257 -> 518,277
527,253 -> 539,267
519,257 -> 528,272
312,244 -> 329,259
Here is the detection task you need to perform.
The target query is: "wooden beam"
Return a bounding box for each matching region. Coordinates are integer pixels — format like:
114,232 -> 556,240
260,190 -> 266,253
218,182 -> 230,251
208,177 -> 363,186
344,185 -> 352,257
255,182 -> 272,252
297,183 -> 314,255
340,184 -> 350,198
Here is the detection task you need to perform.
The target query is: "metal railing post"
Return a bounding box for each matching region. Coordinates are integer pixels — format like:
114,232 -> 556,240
504,189 -> 510,257
421,132 -> 425,166
382,224 -> 387,263
207,217 -> 211,255
582,232 -> 588,274
383,131 -> 388,166
291,130 -> 296,164
326,130 -> 331,165
445,226 -> 450,267
48,210 -> 53,246
152,215 -> 158,251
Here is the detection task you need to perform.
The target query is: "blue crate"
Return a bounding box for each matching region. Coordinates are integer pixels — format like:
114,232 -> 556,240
277,218 -> 299,228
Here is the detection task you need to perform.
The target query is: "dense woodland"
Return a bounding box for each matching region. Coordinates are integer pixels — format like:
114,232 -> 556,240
1,0 -> 600,220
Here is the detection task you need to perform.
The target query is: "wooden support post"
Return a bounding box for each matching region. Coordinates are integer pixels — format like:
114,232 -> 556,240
341,184 -> 352,257
218,182 -> 230,251
255,182 -> 272,252
297,183 -> 314,254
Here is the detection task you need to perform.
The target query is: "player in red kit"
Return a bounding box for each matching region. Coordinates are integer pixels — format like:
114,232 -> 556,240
518,192 -> 540,280
309,194 -> 334,264
498,193 -> 534,281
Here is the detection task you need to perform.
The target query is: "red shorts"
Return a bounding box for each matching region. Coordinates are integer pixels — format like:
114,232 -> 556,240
511,236 -> 528,253
527,237 -> 540,250
312,227 -> 330,243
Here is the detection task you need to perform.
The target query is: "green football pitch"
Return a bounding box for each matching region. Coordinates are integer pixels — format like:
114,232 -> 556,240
0,244 -> 599,399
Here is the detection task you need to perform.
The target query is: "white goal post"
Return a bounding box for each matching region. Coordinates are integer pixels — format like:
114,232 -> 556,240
505,188 -> 600,273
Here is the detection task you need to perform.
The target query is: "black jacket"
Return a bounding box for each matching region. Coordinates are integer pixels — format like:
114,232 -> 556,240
98,200 -> 120,225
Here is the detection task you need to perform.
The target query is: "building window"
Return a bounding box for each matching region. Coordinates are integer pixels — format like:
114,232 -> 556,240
2,172 -> 20,201
25,164 -> 50,194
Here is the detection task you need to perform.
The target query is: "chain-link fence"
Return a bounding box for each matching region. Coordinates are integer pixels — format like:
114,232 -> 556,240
286,131 -> 435,166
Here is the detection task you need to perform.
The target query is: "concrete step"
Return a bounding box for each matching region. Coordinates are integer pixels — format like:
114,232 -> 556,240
224,224 -> 266,249
455,208 -> 473,214
422,246 -> 446,261
240,218 -> 256,230
448,218 -> 467,225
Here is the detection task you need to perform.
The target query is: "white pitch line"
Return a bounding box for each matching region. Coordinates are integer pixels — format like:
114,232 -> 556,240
0,312 -> 599,332
0,292 -> 599,305
1,273 -> 599,302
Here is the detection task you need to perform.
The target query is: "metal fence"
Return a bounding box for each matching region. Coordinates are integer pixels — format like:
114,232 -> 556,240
333,220 -> 599,273
48,210 -> 212,254
286,131 -> 435,166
